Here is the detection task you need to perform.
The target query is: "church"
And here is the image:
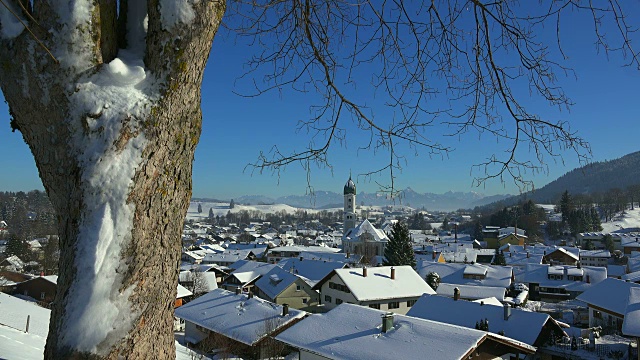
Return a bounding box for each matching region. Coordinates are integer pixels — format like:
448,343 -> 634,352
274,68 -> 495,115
341,176 -> 388,260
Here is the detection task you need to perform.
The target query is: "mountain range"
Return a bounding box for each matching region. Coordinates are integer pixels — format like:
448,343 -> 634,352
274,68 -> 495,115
235,189 -> 511,212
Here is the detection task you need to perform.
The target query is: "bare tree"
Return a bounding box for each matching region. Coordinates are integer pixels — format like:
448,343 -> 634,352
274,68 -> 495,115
0,1 -> 638,359
237,1 -> 638,195
189,266 -> 210,298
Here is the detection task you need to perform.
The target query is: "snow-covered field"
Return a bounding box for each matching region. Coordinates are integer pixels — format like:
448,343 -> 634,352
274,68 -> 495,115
601,207 -> 640,233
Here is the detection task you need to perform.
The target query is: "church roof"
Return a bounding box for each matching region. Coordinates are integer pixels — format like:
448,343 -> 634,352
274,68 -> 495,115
344,176 -> 356,195
344,219 -> 388,242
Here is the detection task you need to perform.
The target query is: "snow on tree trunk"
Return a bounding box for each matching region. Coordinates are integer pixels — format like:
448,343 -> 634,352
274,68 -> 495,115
0,1 -> 224,358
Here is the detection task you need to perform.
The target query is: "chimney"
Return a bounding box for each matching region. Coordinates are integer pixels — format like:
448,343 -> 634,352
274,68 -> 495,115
432,251 -> 436,260
346,252 -> 350,259
235,288 -> 241,295
526,252 -> 530,259
543,250 -> 546,256
504,303 -> 511,321
480,301 -> 484,306
454,287 -> 460,301
577,261 -> 581,269
300,256 -> 303,261
454,223 -> 458,240
586,275 -> 590,283
381,313 -> 394,333
282,303 -> 289,316
390,267 -> 396,280
509,252 -> 512,257
363,267 -> 368,277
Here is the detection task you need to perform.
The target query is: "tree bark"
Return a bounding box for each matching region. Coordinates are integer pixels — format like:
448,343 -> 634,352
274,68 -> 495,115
0,1 -> 225,358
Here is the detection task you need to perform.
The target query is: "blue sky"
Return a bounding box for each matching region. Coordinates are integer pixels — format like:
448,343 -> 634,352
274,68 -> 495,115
1,4 -> 639,200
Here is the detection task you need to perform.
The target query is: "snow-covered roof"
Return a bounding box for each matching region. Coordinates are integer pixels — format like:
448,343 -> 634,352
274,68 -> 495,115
275,303 -> 535,360
277,258 -> 346,287
622,270 -> 640,283
227,261 -> 277,285
318,266 -> 435,301
175,288 -> 306,346
416,262 -> 513,288
407,294 -> 563,346
580,249 -> 611,258
436,283 -> 507,301
176,284 -> 193,299
18,275 -> 58,285
254,267 -> 302,300
622,287 -> 640,337
299,251 -> 361,263
343,219 -> 388,242
548,247 -> 580,260
520,264 -> 607,292
269,245 -> 340,254
576,278 -> 640,315
504,252 -> 544,267
0,292 -> 51,338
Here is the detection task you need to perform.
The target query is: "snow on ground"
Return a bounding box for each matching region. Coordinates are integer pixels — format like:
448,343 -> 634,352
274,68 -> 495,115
186,201 -> 341,221
601,207 -> 640,233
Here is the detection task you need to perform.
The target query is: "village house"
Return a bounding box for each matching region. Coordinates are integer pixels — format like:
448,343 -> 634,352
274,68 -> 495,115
416,262 -> 514,289
543,247 -> 579,266
519,263 -> 607,302
277,258 -> 348,287
221,261 -> 277,293
407,294 -> 567,351
313,265 -> 435,314
175,288 -> 306,359
14,275 -> 57,307
265,245 -> 340,264
436,283 -> 508,302
254,267 -> 319,311
576,278 -> 640,333
579,249 -> 611,267
275,303 -> 536,360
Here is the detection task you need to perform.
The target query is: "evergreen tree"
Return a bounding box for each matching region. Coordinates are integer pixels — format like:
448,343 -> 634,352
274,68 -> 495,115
208,207 -> 214,220
560,190 -> 573,225
197,203 -> 203,213
603,234 -> 615,253
5,235 -> 28,259
230,199 -> 235,209
383,221 -> 416,268
494,249 -> 507,265
591,208 -> 603,231
426,272 -> 440,291
472,221 -> 484,241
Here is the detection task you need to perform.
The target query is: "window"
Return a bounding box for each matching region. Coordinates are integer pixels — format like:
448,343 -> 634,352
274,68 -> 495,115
336,299 -> 343,305
407,300 -> 417,307
388,301 -> 400,309
40,292 -> 46,300
328,282 -> 351,293
303,298 -> 308,304
325,295 -> 332,303
593,310 -> 602,319
369,303 -> 380,309
296,285 -> 301,291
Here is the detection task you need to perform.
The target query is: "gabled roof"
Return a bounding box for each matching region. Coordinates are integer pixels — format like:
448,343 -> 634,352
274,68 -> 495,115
278,258 -> 347,287
545,247 -> 579,261
416,262 -> 513,288
175,288 -> 306,346
343,219 -> 388,242
436,283 -> 507,301
576,278 -> 640,315
579,250 -> 611,258
226,261 -> 277,285
176,284 -> 193,299
254,267 -> 302,300
314,266 -> 435,301
275,304 -> 535,360
521,264 -> 607,292
407,294 -> 564,346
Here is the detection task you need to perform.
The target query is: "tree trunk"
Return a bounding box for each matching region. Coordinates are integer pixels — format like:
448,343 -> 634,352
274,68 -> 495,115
0,1 -> 224,358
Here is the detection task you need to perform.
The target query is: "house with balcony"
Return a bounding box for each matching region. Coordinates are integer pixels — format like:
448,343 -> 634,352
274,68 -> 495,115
576,278 -> 640,333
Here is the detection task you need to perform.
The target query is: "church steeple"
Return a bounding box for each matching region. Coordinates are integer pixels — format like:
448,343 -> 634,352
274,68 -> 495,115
343,176 -> 357,235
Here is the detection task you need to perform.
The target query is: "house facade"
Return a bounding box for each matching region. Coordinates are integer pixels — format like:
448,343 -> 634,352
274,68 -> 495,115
314,266 -> 434,314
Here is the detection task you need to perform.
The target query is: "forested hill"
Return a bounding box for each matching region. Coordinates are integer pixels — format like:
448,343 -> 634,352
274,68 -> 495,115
497,151 -> 640,205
